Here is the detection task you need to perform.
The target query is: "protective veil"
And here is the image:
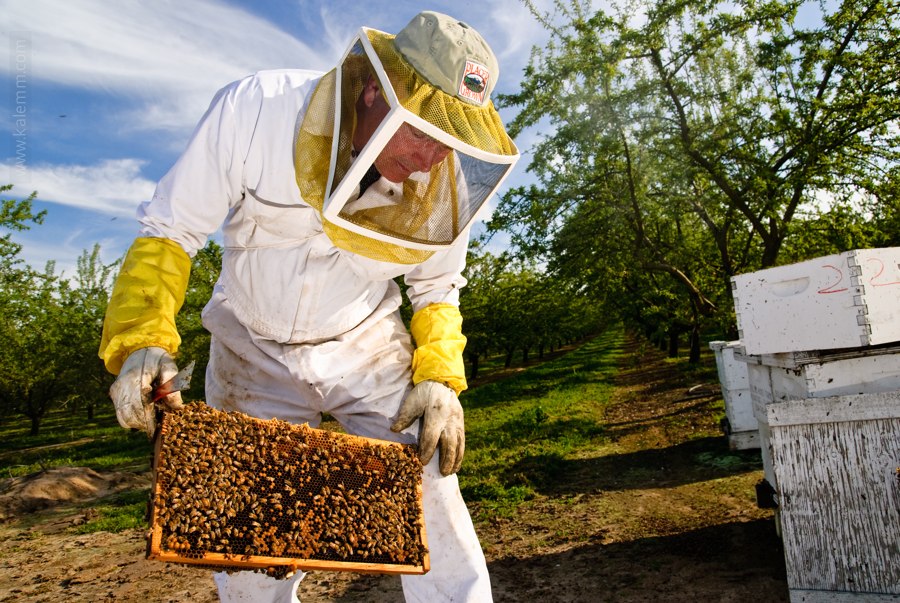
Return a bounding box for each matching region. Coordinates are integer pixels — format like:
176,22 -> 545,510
295,24 -> 519,264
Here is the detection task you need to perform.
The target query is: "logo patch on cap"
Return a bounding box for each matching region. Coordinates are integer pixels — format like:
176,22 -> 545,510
458,60 -> 490,104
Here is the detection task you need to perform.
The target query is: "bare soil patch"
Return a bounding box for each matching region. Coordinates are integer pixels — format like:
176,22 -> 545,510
0,467 -> 149,522
0,337 -> 788,602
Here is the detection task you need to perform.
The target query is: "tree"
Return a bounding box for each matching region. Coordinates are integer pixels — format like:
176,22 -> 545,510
460,245 -> 606,377
0,185 -> 46,427
0,187 -> 120,434
64,244 -> 118,421
460,245 -> 509,380
0,185 -> 45,269
174,240 -> 223,402
0,261 -> 79,435
492,0 -> 900,353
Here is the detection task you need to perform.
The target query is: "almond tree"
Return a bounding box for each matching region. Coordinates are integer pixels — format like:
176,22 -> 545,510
494,0 -> 900,354
0,187 -> 118,434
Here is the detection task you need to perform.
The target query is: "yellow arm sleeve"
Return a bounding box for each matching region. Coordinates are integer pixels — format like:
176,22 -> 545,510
410,303 -> 468,394
98,237 -> 191,375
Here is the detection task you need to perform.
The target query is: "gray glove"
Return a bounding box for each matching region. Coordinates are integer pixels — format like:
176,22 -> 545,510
109,346 -> 184,436
391,380 -> 465,476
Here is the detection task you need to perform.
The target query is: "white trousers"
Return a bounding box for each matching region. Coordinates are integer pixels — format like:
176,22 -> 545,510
201,289 -> 492,603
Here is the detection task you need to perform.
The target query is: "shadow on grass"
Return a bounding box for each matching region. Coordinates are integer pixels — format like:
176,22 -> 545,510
602,395 -> 723,440
0,406 -> 121,453
613,364 -> 683,388
504,436 -> 763,495
0,430 -> 153,474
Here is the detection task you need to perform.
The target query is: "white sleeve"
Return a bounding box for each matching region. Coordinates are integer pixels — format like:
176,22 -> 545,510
137,79 -> 250,257
403,233 -> 470,313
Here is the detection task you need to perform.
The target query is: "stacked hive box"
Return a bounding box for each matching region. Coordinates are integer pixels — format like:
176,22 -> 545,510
730,248 -> 900,602
708,340 -> 758,450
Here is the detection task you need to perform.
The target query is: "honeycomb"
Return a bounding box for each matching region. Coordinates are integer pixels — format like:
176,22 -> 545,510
147,403 -> 428,575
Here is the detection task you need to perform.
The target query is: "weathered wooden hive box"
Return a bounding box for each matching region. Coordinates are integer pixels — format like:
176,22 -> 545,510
765,391 -> 900,600
709,340 -> 758,450
735,344 -> 900,504
732,247 -> 900,356
147,403 -> 428,576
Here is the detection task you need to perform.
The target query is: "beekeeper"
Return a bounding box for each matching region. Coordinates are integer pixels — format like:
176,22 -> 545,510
98,10 -> 518,603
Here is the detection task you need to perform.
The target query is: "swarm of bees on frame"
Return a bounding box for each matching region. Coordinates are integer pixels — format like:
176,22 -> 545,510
151,403 -> 427,571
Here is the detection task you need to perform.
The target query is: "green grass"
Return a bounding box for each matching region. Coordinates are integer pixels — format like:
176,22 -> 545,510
70,488 -> 151,534
457,328 -> 626,517
0,405 -> 154,534
0,404 -> 153,478
0,404 -> 119,449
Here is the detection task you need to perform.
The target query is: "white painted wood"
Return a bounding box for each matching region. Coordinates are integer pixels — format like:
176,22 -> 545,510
755,344 -> 900,370
756,418 -> 777,490
734,345 -> 900,410
727,429 -> 760,451
767,391 -> 900,427
768,393 -> 900,595
710,340 -> 751,389
790,589 -> 900,602
732,248 -> 900,355
710,340 -> 758,435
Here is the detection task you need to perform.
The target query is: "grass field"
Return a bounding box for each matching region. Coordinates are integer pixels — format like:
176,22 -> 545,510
459,329 -> 627,517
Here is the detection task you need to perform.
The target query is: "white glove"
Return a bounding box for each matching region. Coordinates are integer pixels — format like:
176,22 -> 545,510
391,380 -> 465,476
109,346 -> 184,436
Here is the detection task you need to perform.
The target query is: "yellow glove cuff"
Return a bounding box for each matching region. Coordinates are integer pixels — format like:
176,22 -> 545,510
98,237 -> 191,375
410,303 -> 468,394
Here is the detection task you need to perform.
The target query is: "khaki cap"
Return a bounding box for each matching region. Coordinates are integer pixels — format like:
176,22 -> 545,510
393,11 -> 499,107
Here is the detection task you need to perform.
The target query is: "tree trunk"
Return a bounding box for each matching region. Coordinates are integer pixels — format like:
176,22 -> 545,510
87,403 -> 95,421
30,414 -> 41,436
504,348 -> 514,368
689,327 -> 701,363
467,352 -> 480,381
668,331 -> 679,358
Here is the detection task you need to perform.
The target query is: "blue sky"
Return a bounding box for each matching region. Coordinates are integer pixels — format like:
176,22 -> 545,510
2,0 -> 552,278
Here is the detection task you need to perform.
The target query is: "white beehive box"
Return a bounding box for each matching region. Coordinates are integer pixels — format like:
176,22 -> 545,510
709,340 -> 758,450
733,343 -> 900,513
766,391 -> 900,600
734,355 -> 778,500
737,344 -> 900,420
732,247 -> 900,356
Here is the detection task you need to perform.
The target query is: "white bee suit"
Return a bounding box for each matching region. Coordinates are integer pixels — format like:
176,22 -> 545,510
139,70 -> 471,342
136,69 -> 493,602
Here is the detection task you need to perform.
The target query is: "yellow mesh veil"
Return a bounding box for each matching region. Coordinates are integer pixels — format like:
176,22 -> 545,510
294,29 -> 516,264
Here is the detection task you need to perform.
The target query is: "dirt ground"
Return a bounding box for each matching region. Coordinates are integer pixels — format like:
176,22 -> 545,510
0,340 -> 790,602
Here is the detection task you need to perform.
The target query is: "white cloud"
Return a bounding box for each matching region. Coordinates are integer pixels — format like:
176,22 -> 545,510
6,159 -> 155,217
2,0 -> 555,134
2,0 -> 334,133
485,2 -> 553,73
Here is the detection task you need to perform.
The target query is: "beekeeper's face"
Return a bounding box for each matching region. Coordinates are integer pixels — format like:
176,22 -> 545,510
360,81 -> 452,183
376,123 -> 452,183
